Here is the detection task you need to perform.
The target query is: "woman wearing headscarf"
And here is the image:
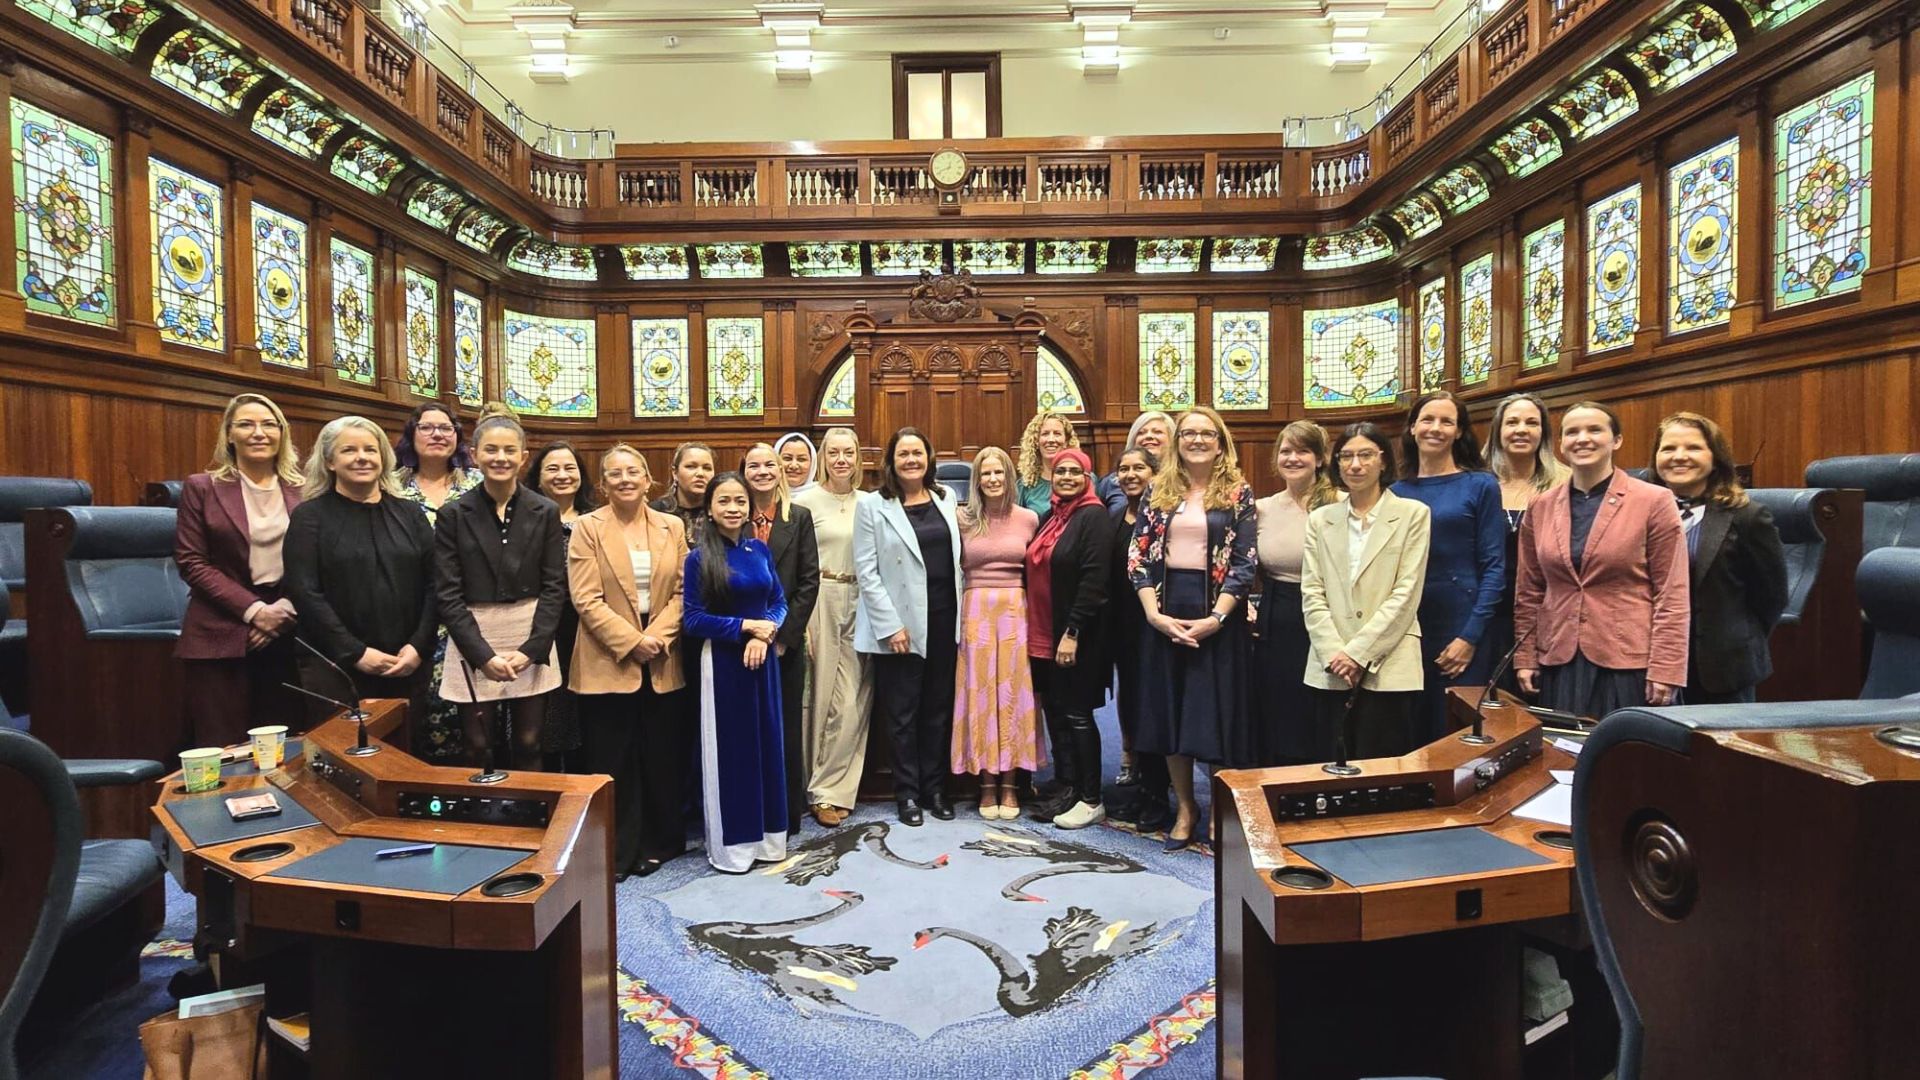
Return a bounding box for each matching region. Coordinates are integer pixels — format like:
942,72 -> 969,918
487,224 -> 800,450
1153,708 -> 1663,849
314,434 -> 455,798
1025,448 -> 1114,829
775,432 -> 818,498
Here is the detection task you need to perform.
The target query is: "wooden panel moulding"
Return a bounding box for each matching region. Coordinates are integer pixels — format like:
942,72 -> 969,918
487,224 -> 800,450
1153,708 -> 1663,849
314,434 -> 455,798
963,160 -> 1028,204
1481,5 -> 1533,90
1384,110 -> 1417,163
481,116 -> 516,181
871,162 -> 936,206
1424,61 -> 1462,133
1138,157 -> 1204,201
786,160 -> 859,207
288,0 -> 349,64
694,164 -> 759,208
360,18 -> 414,109
1308,143 -> 1372,199
436,76 -> 475,148
530,155 -> 589,209
1546,0 -> 1600,41
618,166 -> 682,207
1216,155 -> 1285,200
1037,158 -> 1111,203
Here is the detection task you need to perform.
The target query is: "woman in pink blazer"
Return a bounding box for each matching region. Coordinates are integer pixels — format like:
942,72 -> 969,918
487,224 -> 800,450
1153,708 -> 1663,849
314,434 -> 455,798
1514,401 -> 1689,716
175,393 -> 306,746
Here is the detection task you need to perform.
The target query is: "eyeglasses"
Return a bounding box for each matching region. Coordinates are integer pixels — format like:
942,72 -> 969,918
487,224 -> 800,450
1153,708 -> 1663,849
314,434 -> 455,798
1179,431 -> 1221,443
1336,450 -> 1381,464
231,420 -> 281,434
416,424 -> 457,436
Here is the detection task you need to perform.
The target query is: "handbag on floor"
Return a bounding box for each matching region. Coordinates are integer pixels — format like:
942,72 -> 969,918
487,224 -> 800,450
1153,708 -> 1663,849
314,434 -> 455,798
138,1003 -> 266,1079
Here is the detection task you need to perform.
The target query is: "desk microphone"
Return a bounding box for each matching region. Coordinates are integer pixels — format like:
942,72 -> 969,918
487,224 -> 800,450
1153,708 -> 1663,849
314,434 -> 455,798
1465,625 -> 1534,746
461,658 -> 508,785
280,682 -> 379,757
1323,659 -> 1376,777
292,637 -> 377,756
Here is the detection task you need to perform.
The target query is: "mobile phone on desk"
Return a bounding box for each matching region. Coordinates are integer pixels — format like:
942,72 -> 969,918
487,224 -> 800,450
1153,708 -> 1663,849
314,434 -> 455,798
225,792 -> 282,820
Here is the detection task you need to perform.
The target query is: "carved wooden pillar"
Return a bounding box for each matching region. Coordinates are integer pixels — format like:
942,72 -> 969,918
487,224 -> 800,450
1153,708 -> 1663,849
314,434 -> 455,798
1632,142 -> 1663,354
596,303 -> 625,425
1865,12 -> 1914,303
124,109 -> 161,354
0,49 -> 21,322
229,159 -> 262,374
1730,86 -> 1765,337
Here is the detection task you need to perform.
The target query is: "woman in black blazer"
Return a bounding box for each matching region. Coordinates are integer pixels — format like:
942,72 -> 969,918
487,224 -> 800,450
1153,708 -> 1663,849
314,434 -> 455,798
743,443 -> 821,834
1649,412 -> 1789,703
434,411 -> 568,771
1025,448 -> 1114,829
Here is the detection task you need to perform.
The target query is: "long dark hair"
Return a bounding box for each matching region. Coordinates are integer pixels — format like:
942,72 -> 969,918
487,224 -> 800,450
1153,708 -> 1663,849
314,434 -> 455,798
1399,390 -> 1485,479
695,472 -> 751,614
526,441 -> 598,515
878,427 -> 947,502
394,403 -> 473,472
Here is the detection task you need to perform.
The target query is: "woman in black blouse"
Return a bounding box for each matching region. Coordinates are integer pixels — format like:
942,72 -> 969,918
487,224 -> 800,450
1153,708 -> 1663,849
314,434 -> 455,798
742,442 -> 820,835
528,441 -> 595,770
284,416 -> 437,744
435,413 -> 569,773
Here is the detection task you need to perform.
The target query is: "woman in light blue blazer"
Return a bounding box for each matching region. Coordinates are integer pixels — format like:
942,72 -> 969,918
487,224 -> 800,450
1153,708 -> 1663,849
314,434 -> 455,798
854,427 -> 964,826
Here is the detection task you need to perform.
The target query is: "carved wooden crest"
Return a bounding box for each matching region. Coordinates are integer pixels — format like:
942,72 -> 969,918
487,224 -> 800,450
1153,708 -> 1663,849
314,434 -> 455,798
927,345 -> 963,372
907,268 -> 981,323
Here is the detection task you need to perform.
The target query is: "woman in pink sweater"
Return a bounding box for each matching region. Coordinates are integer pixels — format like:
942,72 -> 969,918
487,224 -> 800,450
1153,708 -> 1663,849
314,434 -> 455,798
952,446 -> 1043,818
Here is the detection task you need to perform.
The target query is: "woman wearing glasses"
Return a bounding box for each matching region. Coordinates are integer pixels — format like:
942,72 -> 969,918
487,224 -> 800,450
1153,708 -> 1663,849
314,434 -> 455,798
393,404 -> 481,760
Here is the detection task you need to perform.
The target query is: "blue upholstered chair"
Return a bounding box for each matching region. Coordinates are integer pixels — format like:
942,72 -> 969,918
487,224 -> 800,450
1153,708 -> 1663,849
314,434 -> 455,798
1743,489 -> 1829,627
142,480 -> 185,508
0,478 -> 93,593
58,508 -> 189,640
935,458 -> 973,492
1857,547 -> 1920,699
1804,452 -> 1920,555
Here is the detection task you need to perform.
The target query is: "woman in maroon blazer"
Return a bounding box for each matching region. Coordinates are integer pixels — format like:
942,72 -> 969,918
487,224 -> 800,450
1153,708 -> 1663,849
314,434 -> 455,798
175,393 -> 306,746
1514,401 -> 1690,716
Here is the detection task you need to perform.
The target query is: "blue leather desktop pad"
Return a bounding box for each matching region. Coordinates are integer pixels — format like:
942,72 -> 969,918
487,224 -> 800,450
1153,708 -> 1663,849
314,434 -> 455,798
1290,827 -> 1550,887
163,788 -> 322,847
265,837 -> 531,895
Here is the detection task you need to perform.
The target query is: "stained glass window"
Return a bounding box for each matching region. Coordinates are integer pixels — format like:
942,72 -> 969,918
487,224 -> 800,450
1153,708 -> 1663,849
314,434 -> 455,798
1303,225 -> 1393,270
507,238 -> 598,282
1740,0 -> 1828,31
330,136 -> 405,195
1389,195 -> 1442,242
1304,301 -> 1401,410
452,289 -> 485,406
1548,68 -> 1639,141
1418,278 -> 1446,391
16,0 -> 163,55
621,245 -> 689,281
251,89 -> 342,160
706,316 -> 765,417
871,240 -> 941,277
1774,72 -> 1873,309
1487,118 -> 1564,180
695,244 -> 764,279
1522,220 -> 1566,369
11,99 -> 116,326
405,181 -> 464,231
1136,313 -> 1196,412
1587,184 -> 1641,353
1037,346 -> 1084,414
504,311 -> 598,418
1136,238 -> 1203,274
1211,311 -> 1269,411
250,204 -> 307,369
1430,165 -> 1491,214
149,158 -> 224,351
1626,5 -> 1737,94
329,237 -> 375,385
152,29 -> 265,116
455,210 -> 511,255
402,269 -> 439,397
1458,254 -> 1495,385
788,241 -> 861,277
955,239 -> 1024,275
1036,239 -> 1107,274
1209,237 -> 1277,272
819,354 -> 857,418
1669,137 -> 1738,332
631,318 -> 691,418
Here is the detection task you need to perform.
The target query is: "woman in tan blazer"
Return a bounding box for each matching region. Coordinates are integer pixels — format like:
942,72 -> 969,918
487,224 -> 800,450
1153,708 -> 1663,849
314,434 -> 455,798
1301,422 -> 1432,762
570,444 -> 688,880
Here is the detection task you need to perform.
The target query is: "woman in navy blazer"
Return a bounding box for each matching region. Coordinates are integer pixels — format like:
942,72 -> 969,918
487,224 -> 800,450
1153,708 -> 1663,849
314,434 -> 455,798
854,427 -> 963,826
175,393 -> 306,746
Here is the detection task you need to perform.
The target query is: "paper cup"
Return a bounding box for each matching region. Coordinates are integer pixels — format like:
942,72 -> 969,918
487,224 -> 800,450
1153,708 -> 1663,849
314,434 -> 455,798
248,725 -> 289,771
180,747 -> 224,793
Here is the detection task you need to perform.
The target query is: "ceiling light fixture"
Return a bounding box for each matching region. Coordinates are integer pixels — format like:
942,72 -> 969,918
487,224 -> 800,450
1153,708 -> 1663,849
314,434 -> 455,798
508,1 -> 577,83
1071,1 -> 1133,76
758,2 -> 823,82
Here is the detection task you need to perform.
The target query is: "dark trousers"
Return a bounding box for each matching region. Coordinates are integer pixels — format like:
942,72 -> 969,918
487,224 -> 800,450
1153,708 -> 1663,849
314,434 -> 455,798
578,677 -> 689,869
184,635 -> 302,747
1308,686 -> 1422,763
780,646 -> 806,830
295,654 -> 424,752
1033,659 -> 1102,805
873,618 -> 958,805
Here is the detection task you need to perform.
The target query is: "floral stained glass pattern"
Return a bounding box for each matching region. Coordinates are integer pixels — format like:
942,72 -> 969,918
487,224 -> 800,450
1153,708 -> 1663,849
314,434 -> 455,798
706,317 -> 765,417
1136,313 -> 1196,413
508,238 -> 598,282
1211,311 -> 1269,410
16,0 -> 164,55
1487,118 -> 1563,180
621,245 -> 689,281
1626,5 -> 1737,93
1548,68 -> 1639,141
955,240 -> 1024,275
405,181 -> 464,231
1036,239 -> 1107,274
1037,346 -> 1083,414
1773,72 -> 1873,309
1209,237 -> 1276,272
695,244 -> 764,279
251,89 -> 342,160
152,29 -> 265,116
1389,196 -> 1442,242
149,158 -> 224,350
1738,0 -> 1827,32
455,210 -> 511,255
1418,278 -> 1446,391
819,355 -> 857,418
1523,220 -> 1566,369
330,136 -> 405,195
402,269 -> 439,397
1305,302 -> 1401,409
329,237 -> 375,385
1303,225 -> 1393,270
631,318 -> 691,418
788,242 -> 860,277
1669,137 -> 1738,332
11,99 -> 116,326
452,289 -> 484,406
251,204 -> 307,369
1587,185 -> 1641,353
1458,255 -> 1494,385
1430,165 -> 1491,214
871,240 -> 942,277
1136,238 -> 1203,274
504,312 -> 597,418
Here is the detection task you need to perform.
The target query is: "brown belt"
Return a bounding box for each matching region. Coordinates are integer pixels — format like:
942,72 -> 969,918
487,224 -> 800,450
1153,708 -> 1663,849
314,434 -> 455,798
821,570 -> 857,583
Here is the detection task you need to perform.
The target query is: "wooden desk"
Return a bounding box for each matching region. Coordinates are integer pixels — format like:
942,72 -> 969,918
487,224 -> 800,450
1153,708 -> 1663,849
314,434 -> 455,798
1215,688 -> 1580,1080
152,701 -> 616,1079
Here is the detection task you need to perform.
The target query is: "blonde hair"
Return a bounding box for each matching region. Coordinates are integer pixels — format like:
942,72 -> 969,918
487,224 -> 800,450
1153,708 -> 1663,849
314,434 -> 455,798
599,443 -> 653,496
1149,406 -> 1247,512
471,400 -> 524,447
303,416 -> 402,500
813,426 -> 865,491
742,442 -> 792,522
1274,420 -> 1340,511
1488,392 -> 1568,492
1016,410 -> 1081,489
960,446 -> 1018,539
209,393 -> 303,486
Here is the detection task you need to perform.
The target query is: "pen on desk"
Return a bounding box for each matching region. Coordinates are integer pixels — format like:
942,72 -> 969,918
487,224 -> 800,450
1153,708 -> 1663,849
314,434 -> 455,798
375,843 -> 436,860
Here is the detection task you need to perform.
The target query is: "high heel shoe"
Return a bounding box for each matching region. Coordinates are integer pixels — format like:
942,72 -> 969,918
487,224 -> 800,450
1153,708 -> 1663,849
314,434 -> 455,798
978,781 -> 1001,819
1163,833 -> 1193,852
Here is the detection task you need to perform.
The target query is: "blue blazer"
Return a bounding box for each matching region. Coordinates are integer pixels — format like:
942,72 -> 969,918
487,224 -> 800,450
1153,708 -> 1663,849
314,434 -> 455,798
853,487 -> 963,657
1394,470 -> 1506,667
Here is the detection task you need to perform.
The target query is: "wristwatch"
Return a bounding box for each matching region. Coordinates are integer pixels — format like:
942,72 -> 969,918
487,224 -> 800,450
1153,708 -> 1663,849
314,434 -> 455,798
1063,627 -> 1080,640
1209,611 -> 1227,625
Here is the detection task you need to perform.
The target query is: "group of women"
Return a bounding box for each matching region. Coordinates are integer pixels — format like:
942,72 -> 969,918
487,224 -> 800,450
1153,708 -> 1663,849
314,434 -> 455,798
173,388 -> 1789,874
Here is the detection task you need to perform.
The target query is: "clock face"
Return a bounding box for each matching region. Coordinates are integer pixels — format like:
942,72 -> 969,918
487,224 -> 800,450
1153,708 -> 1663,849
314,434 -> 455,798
929,150 -> 968,187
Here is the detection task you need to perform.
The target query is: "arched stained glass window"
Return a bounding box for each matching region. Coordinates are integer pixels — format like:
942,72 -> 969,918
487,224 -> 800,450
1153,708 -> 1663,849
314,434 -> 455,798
1740,0 -> 1828,31
1211,312 -> 1269,411
1669,137 -> 1738,332
1523,220 -> 1566,369
1587,184 -> 1641,353
402,269 -> 439,397
11,99 -> 116,327
1773,72 -> 1873,309
152,30 -> 264,115
1037,346 -> 1083,414
1304,301 -> 1401,410
632,318 -> 692,418
251,89 -> 341,161
149,158 -> 224,351
1418,278 -> 1446,391
1137,313 -> 1196,413
329,237 -> 375,385
1626,5 -> 1737,94
1548,68 -> 1639,141
504,311 -> 598,418
819,354 -> 857,418
1487,118 -> 1563,180
1458,255 -> 1495,385
707,316 -> 765,416
405,181 -> 465,231
330,136 -> 405,195
17,0 -> 162,54
251,203 -> 308,369
452,290 -> 485,406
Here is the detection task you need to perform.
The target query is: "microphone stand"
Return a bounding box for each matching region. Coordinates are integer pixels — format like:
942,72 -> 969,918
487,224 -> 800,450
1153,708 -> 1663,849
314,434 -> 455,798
462,658 -> 507,785
1323,661 -> 1373,777
292,637 -> 378,755
1464,625 -> 1534,746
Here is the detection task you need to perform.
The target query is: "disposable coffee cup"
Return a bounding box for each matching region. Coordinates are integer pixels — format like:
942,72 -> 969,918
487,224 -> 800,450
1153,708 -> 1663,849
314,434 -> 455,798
180,747 -> 223,793
248,725 -> 289,771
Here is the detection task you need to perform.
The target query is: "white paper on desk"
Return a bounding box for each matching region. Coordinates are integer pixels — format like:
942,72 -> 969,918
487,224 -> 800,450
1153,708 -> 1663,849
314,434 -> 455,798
1550,770 -> 1575,785
1552,737 -> 1585,756
1515,782 -> 1574,827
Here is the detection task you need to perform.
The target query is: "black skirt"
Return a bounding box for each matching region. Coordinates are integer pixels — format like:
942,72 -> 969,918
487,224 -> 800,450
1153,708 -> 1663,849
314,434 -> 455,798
1133,568 -> 1250,767
1538,652 -> 1648,719
1252,578 -> 1316,766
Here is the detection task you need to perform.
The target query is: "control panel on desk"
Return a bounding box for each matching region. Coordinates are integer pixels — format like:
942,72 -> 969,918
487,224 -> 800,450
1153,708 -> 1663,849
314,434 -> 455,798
1272,783 -> 1436,821
395,791 -> 553,827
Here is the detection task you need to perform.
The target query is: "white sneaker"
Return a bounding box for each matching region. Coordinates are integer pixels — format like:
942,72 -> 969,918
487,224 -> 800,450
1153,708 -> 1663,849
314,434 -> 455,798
1053,800 -> 1106,829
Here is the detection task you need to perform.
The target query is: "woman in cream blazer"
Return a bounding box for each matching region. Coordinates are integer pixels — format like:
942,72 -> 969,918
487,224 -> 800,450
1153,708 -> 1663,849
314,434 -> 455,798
569,445 -> 688,879
1301,422 -> 1431,762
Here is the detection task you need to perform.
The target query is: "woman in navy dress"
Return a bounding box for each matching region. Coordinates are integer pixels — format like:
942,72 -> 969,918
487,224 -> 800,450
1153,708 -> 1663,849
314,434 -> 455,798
683,473 -> 789,874
1394,391 -> 1505,740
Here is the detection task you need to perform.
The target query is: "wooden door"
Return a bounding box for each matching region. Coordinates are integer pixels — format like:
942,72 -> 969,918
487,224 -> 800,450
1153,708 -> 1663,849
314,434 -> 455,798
858,332 -> 1033,462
